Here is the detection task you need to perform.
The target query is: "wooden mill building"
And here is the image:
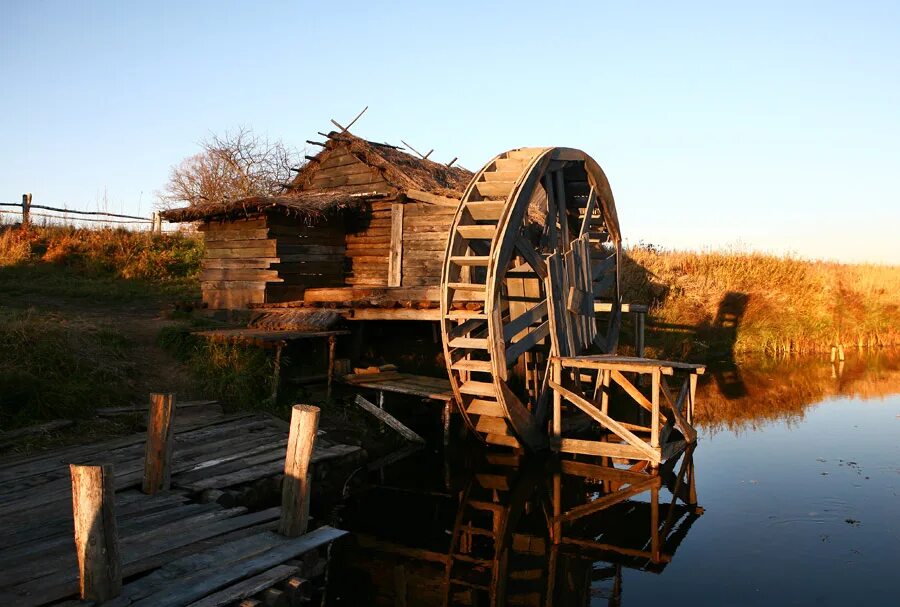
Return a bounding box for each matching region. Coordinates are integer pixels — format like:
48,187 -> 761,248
161,132 -> 472,312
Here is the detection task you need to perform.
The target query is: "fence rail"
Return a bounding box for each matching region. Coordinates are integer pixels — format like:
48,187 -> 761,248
1,193 -> 162,232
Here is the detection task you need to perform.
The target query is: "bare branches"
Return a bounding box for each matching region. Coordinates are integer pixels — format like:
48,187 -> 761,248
159,127 -> 302,209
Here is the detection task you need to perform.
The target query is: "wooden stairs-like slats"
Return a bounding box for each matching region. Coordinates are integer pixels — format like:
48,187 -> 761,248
442,148 -> 547,451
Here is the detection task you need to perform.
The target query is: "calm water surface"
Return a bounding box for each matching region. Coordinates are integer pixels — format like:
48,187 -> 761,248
327,353 -> 900,606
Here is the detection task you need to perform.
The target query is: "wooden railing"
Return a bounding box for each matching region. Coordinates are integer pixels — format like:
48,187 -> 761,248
0,193 -> 163,232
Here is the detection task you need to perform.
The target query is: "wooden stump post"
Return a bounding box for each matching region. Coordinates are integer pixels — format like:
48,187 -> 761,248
143,393 -> 176,494
70,464 -> 121,602
21,193 -> 32,228
279,404 -> 320,537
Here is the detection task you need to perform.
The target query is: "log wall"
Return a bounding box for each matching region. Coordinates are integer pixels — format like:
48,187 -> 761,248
200,216 -> 275,309
200,213 -> 346,309
344,200 -> 392,286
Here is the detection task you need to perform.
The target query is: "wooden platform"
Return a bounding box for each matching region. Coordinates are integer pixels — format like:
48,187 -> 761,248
0,412 -> 361,606
343,371 -> 452,401
550,356 -> 706,464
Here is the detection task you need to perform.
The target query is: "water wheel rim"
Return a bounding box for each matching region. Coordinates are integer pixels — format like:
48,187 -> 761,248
441,147 -> 623,450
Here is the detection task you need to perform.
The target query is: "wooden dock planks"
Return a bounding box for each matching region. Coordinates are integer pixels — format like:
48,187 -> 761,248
0,411 -> 360,606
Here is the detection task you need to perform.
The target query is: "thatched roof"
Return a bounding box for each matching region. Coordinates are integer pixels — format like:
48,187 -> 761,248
161,132 -> 472,222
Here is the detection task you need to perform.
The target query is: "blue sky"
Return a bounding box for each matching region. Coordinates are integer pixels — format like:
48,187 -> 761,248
2,1 -> 898,262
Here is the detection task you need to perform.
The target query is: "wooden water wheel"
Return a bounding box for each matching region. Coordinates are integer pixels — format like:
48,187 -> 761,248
440,147 -> 623,450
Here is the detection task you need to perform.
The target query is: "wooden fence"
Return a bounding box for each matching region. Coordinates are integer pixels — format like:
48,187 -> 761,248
0,193 -> 163,232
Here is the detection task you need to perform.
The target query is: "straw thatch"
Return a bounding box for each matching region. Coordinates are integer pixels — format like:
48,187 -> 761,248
161,131 -> 472,222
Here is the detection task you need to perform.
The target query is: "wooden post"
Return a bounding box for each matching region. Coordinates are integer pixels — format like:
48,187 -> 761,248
442,399 -> 452,446
21,193 -> 32,228
326,334 -> 336,401
600,369 -> 611,415
151,211 -> 162,234
388,203 -> 403,286
551,471 -> 561,544
650,369 -> 660,451
70,464 -> 121,602
688,373 -> 697,426
279,404 -> 320,537
142,393 -> 176,494
552,359 -> 562,450
636,312 -> 646,358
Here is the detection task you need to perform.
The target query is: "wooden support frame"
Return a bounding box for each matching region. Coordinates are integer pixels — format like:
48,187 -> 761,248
549,356 -> 704,464
551,446 -> 701,567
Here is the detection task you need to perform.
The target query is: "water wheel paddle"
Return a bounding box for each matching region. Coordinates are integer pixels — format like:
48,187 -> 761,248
440,147 -> 622,450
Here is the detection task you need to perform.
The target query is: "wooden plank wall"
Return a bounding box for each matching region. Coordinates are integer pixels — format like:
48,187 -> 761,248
304,151 -> 388,194
200,216 -> 275,309
267,212 -> 345,303
401,202 -> 456,287
345,200 -> 392,286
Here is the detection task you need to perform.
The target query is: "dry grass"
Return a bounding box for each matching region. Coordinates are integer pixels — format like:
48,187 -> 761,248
621,247 -> 900,357
0,224 -> 202,300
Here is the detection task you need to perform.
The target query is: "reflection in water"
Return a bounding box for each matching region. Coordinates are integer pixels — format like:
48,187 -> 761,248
695,350 -> 900,434
328,352 -> 900,606
328,446 -> 699,606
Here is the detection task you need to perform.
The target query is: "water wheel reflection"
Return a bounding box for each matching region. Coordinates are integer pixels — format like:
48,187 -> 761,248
328,443 -> 700,606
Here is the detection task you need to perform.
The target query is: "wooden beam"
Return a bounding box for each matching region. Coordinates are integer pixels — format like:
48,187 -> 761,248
505,321 -> 550,366
550,381 -> 659,462
514,236 -> 548,279
610,369 -> 668,424
354,395 -> 425,444
560,475 -> 659,523
578,187 -> 596,237
405,189 -> 460,207
388,203 -> 403,287
558,438 -> 648,460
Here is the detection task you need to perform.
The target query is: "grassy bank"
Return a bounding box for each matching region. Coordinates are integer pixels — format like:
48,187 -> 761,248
621,247 -> 900,359
0,225 -> 204,429
0,224 -> 202,300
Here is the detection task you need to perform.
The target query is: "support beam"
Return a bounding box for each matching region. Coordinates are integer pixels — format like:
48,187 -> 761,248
354,394 -> 425,444
388,203 -> 403,287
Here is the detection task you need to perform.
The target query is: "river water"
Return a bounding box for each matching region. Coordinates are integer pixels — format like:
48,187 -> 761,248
326,352 -> 900,606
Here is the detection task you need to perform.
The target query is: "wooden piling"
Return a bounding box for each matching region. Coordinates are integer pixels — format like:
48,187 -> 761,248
279,404 -> 320,537
143,393 -> 176,494
70,463 -> 121,602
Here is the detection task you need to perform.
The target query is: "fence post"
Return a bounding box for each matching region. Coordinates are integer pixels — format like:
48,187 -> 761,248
143,393 -> 176,494
151,211 -> 162,234
70,463 -> 122,602
279,404 -> 319,537
21,193 -> 32,228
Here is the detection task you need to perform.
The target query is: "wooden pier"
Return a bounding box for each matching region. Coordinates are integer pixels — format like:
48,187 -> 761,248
0,403 -> 361,606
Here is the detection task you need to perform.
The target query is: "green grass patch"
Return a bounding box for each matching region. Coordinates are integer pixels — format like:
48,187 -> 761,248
0,310 -> 136,429
157,323 -> 274,412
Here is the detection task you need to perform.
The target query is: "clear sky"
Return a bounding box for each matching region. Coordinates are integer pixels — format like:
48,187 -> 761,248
2,1 -> 898,263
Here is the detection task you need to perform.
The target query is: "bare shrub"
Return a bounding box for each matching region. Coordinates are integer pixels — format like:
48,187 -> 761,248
159,127 -> 301,208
